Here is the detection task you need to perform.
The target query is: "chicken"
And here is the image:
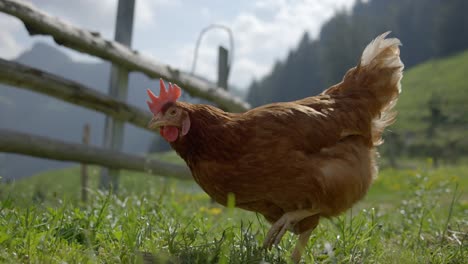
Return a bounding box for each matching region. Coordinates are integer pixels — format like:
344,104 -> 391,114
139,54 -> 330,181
147,32 -> 403,262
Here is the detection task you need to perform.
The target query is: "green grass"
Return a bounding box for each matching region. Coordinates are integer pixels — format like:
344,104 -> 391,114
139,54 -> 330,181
0,154 -> 467,263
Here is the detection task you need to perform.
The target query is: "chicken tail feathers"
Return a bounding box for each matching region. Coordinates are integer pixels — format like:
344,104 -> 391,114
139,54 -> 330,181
324,31 -> 404,146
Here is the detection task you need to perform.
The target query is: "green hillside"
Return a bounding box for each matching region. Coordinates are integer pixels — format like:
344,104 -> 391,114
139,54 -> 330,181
385,49 -> 468,164
397,49 -> 468,131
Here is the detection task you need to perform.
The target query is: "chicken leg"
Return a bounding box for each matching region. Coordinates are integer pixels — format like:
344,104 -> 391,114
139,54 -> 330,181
291,229 -> 313,263
263,209 -> 319,250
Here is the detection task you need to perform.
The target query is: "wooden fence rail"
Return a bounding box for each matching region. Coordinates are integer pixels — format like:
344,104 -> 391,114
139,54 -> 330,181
0,129 -> 192,180
0,58 -> 152,131
0,0 -> 250,113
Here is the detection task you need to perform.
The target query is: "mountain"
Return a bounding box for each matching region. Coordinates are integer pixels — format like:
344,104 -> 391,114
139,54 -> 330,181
0,43 -> 184,179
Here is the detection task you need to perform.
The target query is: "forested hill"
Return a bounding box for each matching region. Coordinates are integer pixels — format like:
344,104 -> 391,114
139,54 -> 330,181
247,0 -> 468,107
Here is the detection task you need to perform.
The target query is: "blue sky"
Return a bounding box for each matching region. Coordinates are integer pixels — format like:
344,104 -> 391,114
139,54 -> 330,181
0,0 -> 355,89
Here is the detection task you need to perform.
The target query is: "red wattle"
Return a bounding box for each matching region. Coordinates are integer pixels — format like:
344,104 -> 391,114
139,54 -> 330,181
161,126 -> 179,142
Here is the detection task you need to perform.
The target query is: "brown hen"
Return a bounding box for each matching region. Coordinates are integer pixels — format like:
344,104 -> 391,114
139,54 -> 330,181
147,32 -> 404,262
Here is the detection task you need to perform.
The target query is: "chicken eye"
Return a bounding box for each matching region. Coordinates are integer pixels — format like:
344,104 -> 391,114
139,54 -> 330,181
169,109 -> 177,116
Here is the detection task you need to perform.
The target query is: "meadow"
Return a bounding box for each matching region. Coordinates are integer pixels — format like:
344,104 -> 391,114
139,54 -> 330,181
0,153 -> 466,263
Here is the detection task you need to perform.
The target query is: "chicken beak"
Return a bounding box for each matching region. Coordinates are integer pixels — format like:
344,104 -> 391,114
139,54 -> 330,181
148,114 -> 165,130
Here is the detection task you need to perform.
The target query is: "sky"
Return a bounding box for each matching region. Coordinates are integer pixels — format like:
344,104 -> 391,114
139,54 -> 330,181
0,0 -> 355,90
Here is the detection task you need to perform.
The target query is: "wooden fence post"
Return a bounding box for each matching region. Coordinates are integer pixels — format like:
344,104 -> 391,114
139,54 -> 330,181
217,46 -> 229,90
0,153 -> 5,179
81,124 -> 90,202
211,46 -> 229,204
100,0 -> 135,191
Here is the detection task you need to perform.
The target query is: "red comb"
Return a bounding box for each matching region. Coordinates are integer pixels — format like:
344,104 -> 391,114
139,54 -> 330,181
147,79 -> 182,115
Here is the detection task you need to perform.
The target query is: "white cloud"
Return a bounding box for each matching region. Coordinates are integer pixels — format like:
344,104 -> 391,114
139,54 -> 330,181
253,0 -> 286,11
135,0 -> 182,30
200,7 -> 211,19
177,42 -> 218,79
232,57 -> 270,83
183,0 -> 356,88
31,0 -> 115,37
0,14 -> 25,59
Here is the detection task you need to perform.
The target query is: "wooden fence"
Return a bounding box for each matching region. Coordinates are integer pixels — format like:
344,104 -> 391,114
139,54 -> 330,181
0,0 -> 250,182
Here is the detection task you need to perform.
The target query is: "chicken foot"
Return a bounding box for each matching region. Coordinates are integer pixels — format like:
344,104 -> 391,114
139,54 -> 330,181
263,209 -> 319,250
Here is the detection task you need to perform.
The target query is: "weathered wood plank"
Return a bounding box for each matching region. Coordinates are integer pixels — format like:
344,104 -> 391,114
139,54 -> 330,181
0,129 -> 192,181
0,58 -> 152,130
81,124 -> 90,202
0,0 -> 250,112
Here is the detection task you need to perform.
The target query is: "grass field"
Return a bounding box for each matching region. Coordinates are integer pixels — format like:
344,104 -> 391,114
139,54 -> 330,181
0,153 -> 466,264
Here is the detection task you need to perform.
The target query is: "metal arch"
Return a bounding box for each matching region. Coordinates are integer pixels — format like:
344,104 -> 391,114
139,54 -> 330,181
191,24 -> 235,76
